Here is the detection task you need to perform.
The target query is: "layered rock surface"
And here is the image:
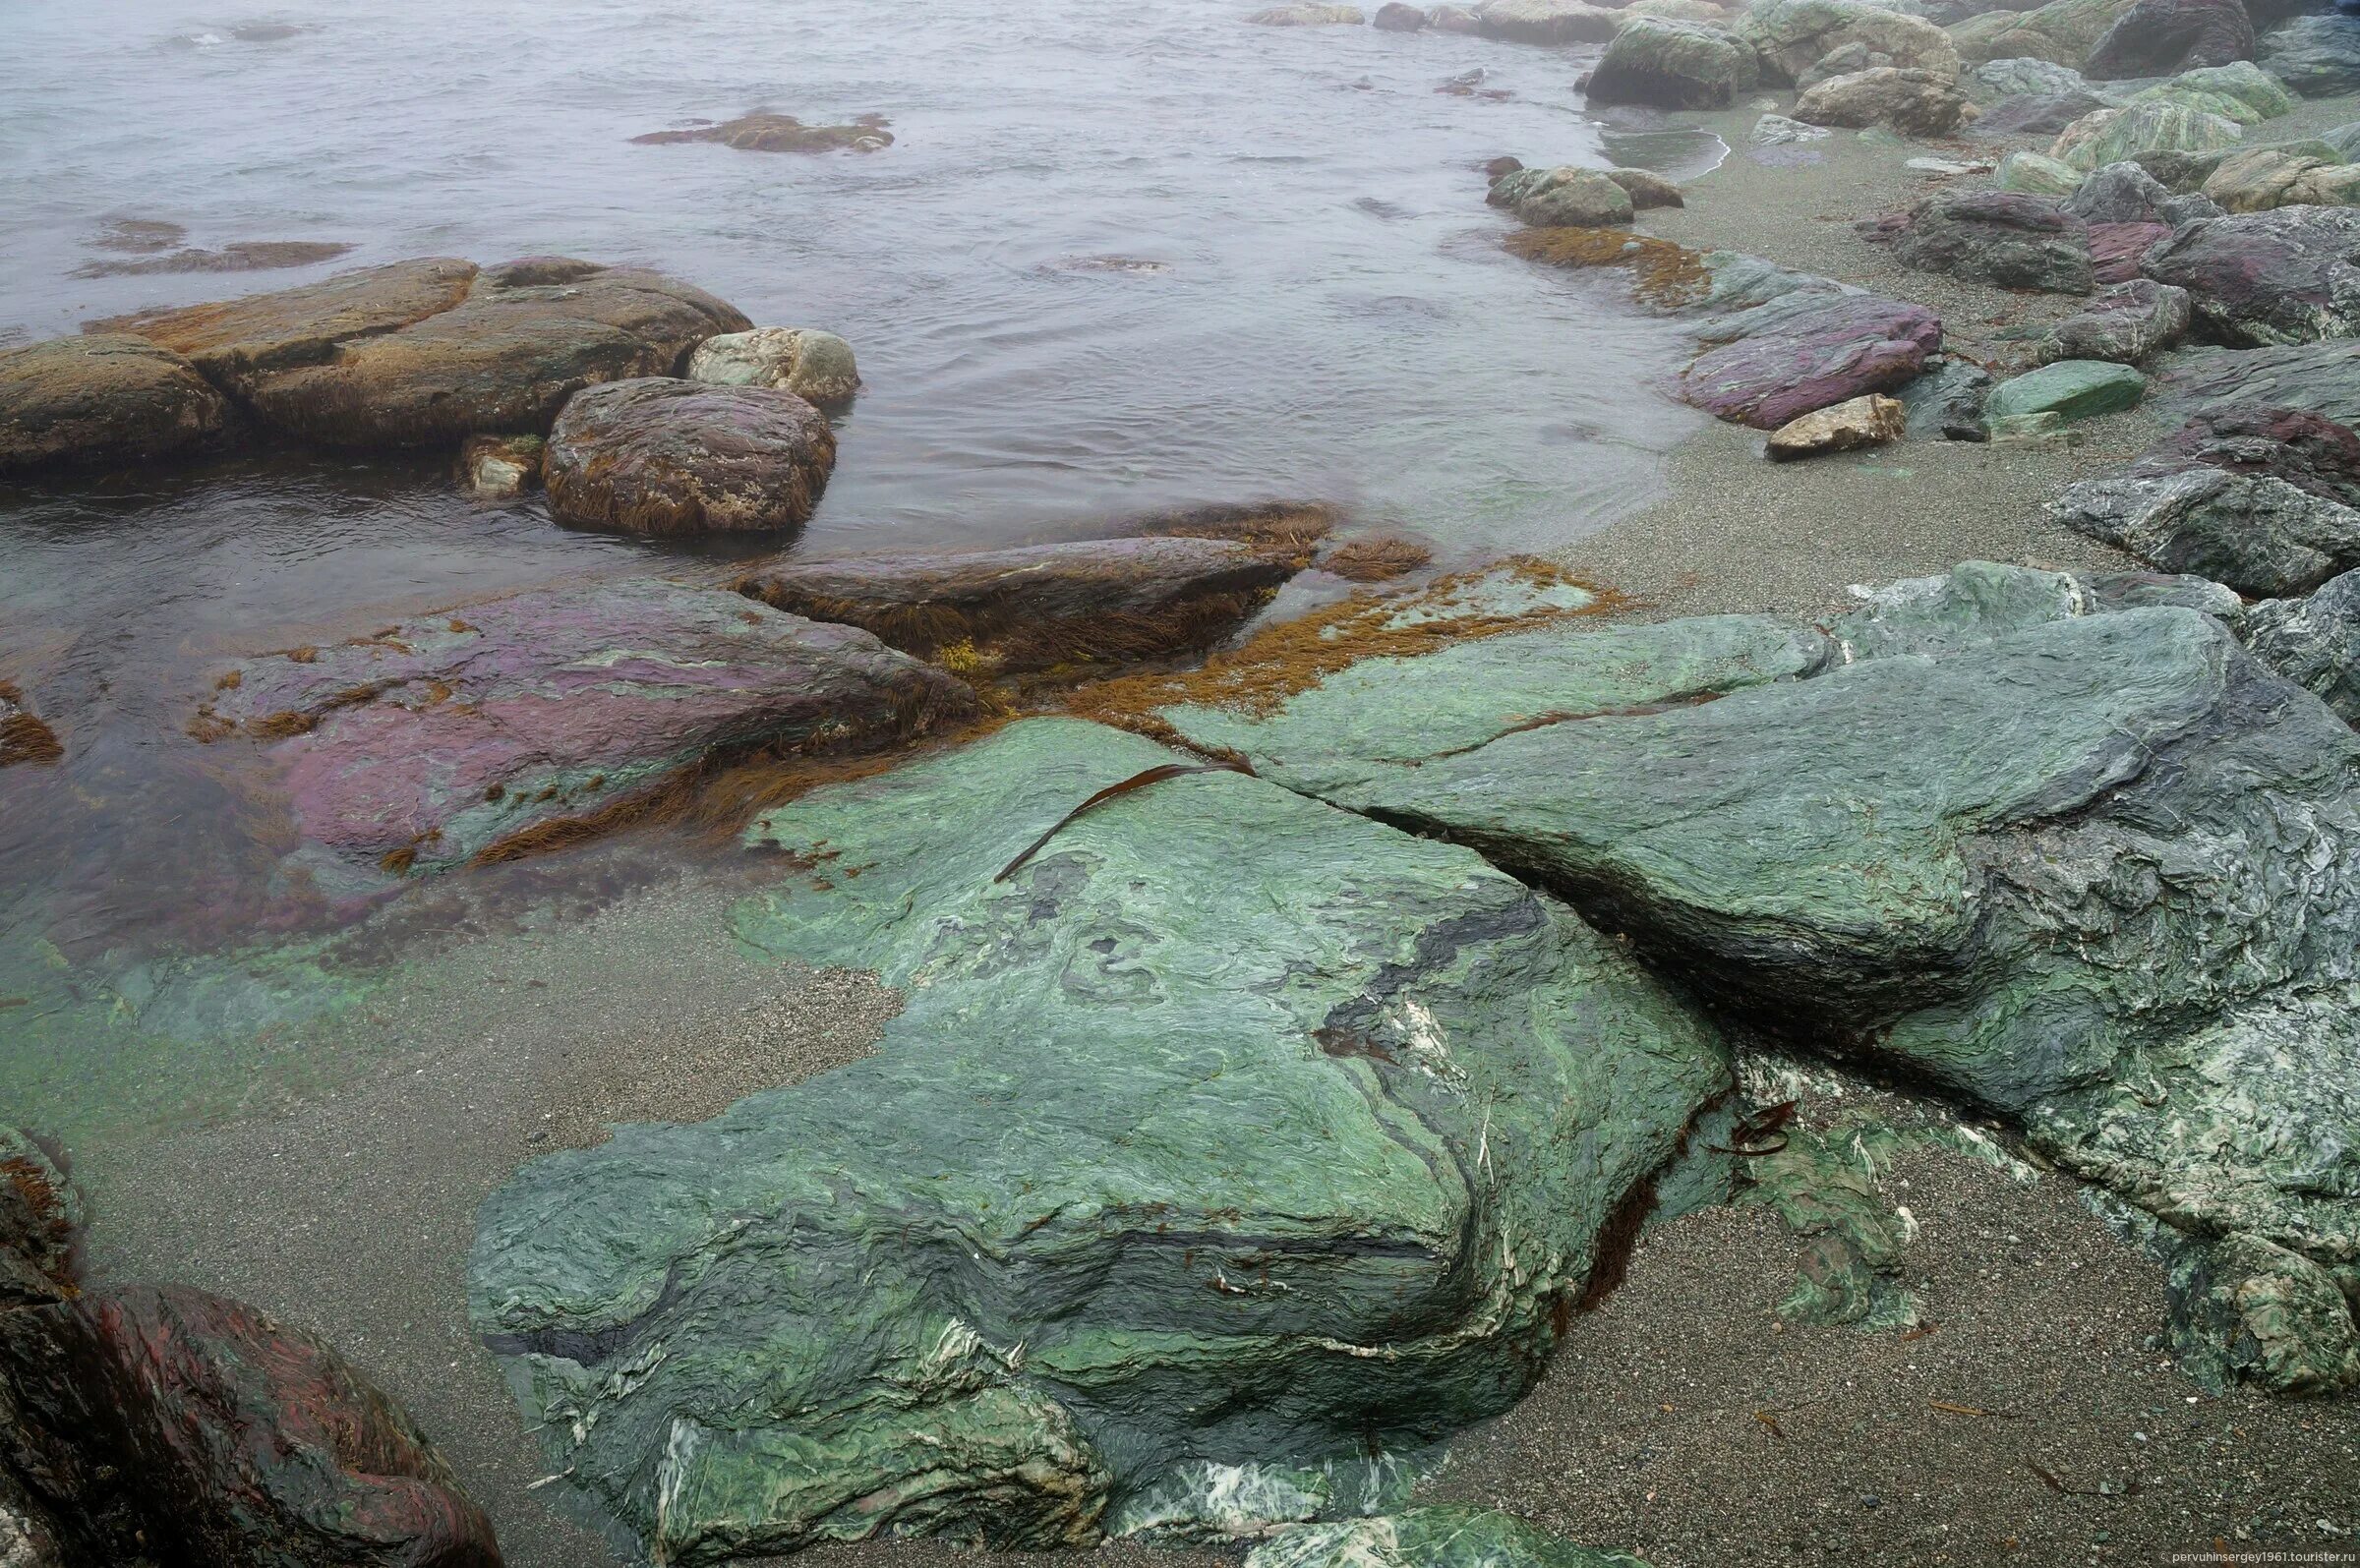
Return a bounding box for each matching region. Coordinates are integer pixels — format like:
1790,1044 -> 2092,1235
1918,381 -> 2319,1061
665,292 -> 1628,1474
469,718 -> 1730,1561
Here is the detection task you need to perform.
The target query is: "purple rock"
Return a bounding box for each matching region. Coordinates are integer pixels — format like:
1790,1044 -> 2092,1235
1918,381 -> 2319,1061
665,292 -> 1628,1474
1682,293 -> 1944,429
194,577 -> 976,881
2084,0 -> 2254,79
2143,206 -> 2360,348
2090,220 -> 2173,284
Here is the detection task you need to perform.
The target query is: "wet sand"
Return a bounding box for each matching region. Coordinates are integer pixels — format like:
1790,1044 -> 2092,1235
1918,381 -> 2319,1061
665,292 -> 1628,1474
60,74 -> 2360,1568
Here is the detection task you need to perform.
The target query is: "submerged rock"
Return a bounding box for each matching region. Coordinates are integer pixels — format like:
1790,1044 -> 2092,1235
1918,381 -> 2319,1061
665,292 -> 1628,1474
0,1283 -> 504,1566
1586,17 -> 1762,107
2143,205 -> 2360,347
1151,589 -> 2360,1326
543,377 -> 836,535
2082,0 -> 2255,80
194,578 -> 974,882
1887,191 -> 2094,294
1765,391 -> 1907,459
1247,3 -> 1369,21
0,684 -> 61,770
68,239 -> 353,279
1496,165 -> 1636,226
685,325 -> 861,406
630,111 -> 892,152
1248,1509 -> 1651,1568
1796,65 -> 1970,133
2039,278 -> 2191,363
469,717 -> 1730,1560
2244,567 -> 2360,724
734,537 -> 1302,675
98,257 -> 752,448
1680,290 -> 1943,429
0,334 -> 234,472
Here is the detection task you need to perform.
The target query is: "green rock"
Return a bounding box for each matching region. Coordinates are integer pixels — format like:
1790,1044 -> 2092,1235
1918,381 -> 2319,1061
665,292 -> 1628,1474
2051,101 -> 2244,172
1995,149 -> 2083,195
1248,1508 -> 1653,1568
1950,0 -> 2138,68
1983,359 -> 2145,426
1508,167 -> 1636,228
468,718 -> 1730,1562
2131,62 -> 2296,128
1826,559 -> 2238,661
1739,1116 -> 1923,1329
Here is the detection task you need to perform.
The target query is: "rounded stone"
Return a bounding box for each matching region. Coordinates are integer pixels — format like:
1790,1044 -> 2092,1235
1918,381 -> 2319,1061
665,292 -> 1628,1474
544,377 -> 836,536
685,325 -> 861,406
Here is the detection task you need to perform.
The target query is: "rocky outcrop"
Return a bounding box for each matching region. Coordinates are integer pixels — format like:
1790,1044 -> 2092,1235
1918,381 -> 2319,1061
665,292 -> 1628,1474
1586,17 -> 1762,106
1476,0 -> 1622,43
543,377 -> 836,535
2049,461 -> 2360,596
1795,66 -> 1970,134
1740,0 -> 1962,84
629,112 -> 893,152
2081,0 -> 2254,79
0,334 -> 234,472
1886,192 -> 2095,294
193,578 -> 974,883
2038,278 -> 2192,362
469,717 -> 1730,1560
1681,289 -> 1943,429
2152,404 -> 2360,506
1765,391 -> 1907,459
1148,581 -> 2360,1394
734,537 -> 1303,675
97,257 -> 752,449
2143,205 -> 2360,347
2067,159 -> 2221,223
2164,341 -> 2360,427
1950,0 -> 2139,68
1250,1510 -> 1651,1568
2258,13 -> 2360,97
2244,567 -> 2360,725
686,326 -> 860,406
1492,166 -> 1635,227
2129,60 -> 2293,125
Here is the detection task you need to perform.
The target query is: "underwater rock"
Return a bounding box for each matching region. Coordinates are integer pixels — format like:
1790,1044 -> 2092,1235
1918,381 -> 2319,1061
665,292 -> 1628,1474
687,326 -> 860,406
0,1284 -> 502,1567
0,334 -> 235,472
0,686 -> 62,771
456,433 -> 543,499
1680,290 -> 1943,429
69,240 -> 353,278
1248,1509 -> 1652,1568
630,112 -> 892,152
735,537 -> 1303,676
193,577 -> 974,882
2143,205 -> 2360,347
468,717 -> 1730,1561
543,377 -> 835,535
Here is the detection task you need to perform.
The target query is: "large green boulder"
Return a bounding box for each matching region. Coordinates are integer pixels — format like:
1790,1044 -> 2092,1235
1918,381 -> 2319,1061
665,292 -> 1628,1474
1983,358 -> 2146,426
2051,100 -> 2243,170
1152,592 -> 2360,1294
1248,1509 -> 1653,1568
468,719 -> 1729,1562
1740,0 -> 1962,84
1587,16 -> 1761,108
2129,61 -> 2295,127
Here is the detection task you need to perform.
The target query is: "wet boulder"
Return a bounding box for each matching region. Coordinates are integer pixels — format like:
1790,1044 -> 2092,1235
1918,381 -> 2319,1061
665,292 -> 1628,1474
2081,0 -> 2254,79
1605,167 -> 1685,209
543,377 -> 836,535
2037,278 -> 2192,362
2244,567 -> 2360,725
1374,1 -> 1429,27
468,717 -> 1730,1559
2199,146 -> 2360,211
734,537 -> 1303,676
2259,13 -> 2360,96
1248,1510 -> 1651,1568
2143,205 -> 2360,347
90,256 -> 479,385
1586,17 -> 1763,106
685,325 -> 860,406
1796,65 -> 1971,133
1740,0 -> 1962,84
1681,290 -> 1944,429
1888,191 -> 2095,293
1765,391 -> 1908,459
1496,165 -> 1636,226
1151,589 -> 2360,1317
630,112 -> 893,152
0,1284 -> 502,1567
1475,0 -> 1623,42
193,577 -> 974,883
456,433 -> 543,499
0,334 -> 234,472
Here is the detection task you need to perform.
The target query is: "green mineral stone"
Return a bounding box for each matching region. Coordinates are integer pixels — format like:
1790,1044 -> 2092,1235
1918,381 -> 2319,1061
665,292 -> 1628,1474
1996,149 -> 2083,196
468,718 -> 1729,1562
1247,1508 -> 1655,1568
1983,359 -> 2146,426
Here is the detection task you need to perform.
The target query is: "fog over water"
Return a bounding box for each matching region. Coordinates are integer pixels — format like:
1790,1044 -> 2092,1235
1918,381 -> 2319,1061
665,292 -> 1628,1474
0,0 -> 1716,1007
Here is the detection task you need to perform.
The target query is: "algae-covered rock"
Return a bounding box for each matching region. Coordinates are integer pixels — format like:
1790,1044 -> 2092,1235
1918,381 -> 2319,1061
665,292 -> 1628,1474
1587,17 -> 1762,107
1248,1509 -> 1653,1568
456,433 -> 542,499
0,334 -> 235,473
196,578 -> 974,883
1504,166 -> 1636,227
468,718 -> 1730,1562
1984,358 -> 2145,424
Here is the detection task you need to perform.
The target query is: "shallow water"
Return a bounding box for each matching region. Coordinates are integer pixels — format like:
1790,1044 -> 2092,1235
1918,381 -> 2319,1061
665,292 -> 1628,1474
0,0 -> 1720,1126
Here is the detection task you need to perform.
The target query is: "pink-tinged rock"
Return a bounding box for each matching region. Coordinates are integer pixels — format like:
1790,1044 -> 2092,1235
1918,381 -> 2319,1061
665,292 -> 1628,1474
0,1284 -> 502,1567
1682,293 -> 1943,430
195,577 -> 976,880
2090,220 -> 2173,284
2143,206 -> 2360,348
